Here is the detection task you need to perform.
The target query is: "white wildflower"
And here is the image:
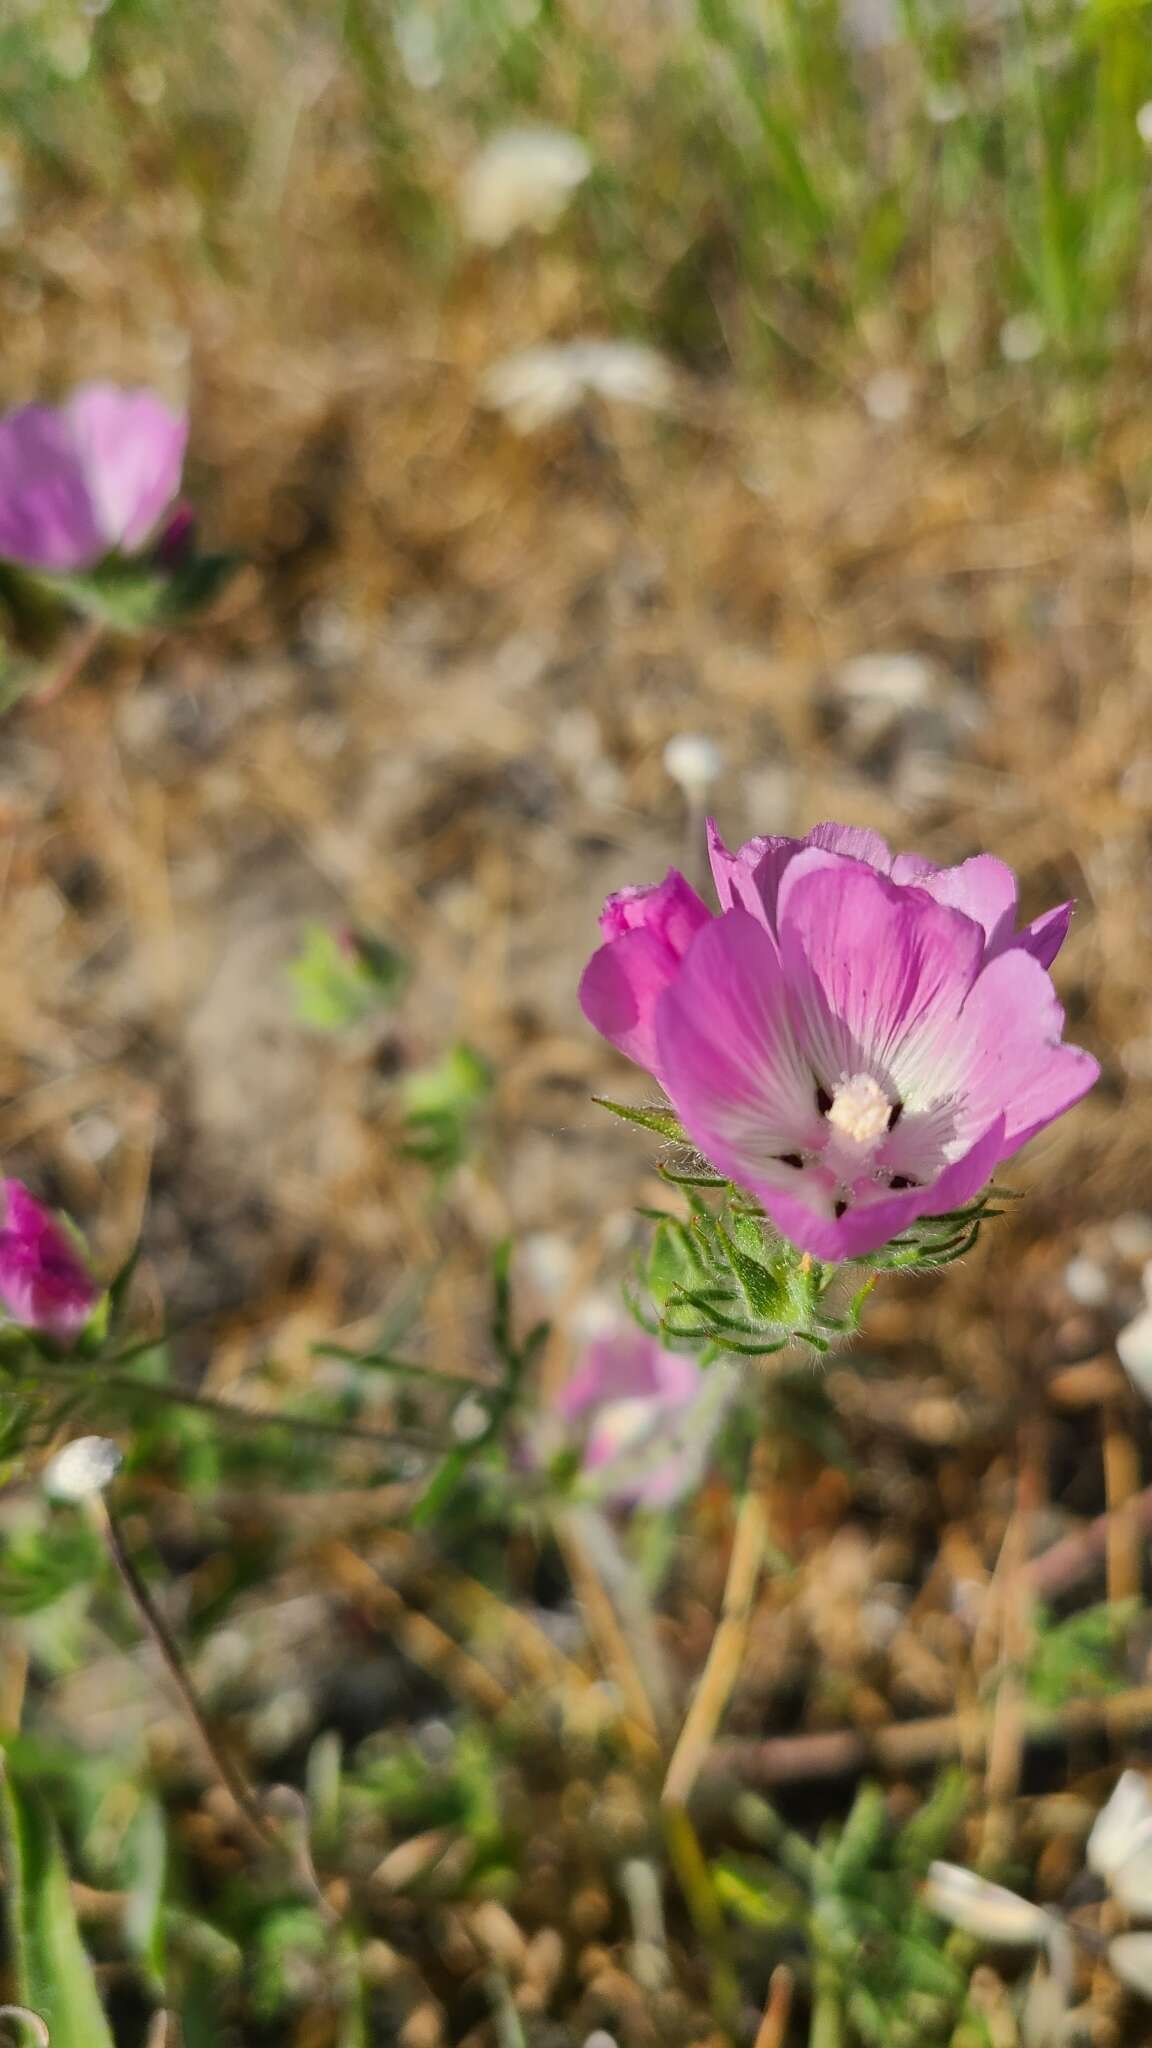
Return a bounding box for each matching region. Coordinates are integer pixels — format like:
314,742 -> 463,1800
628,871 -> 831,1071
42,1434 -> 123,1503
1137,104 -> 1152,150
480,340 -> 674,434
663,733 -> 723,805
863,367 -> 914,424
459,126 -> 591,248
999,313 -> 1046,364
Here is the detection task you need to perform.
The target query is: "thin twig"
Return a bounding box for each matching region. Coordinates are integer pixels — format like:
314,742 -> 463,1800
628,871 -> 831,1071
660,1426 -> 773,2038
554,1508 -> 663,1761
710,1683 -> 1152,1788
1026,1479 -> 1152,1602
37,1362 -> 440,1451
753,1964 -> 794,2048
90,1496 -> 275,1856
663,1457 -> 771,1810
1102,1396 -> 1142,1605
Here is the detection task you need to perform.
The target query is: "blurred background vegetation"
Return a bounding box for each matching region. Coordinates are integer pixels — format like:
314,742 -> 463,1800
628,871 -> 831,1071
2,1 -> 1152,2044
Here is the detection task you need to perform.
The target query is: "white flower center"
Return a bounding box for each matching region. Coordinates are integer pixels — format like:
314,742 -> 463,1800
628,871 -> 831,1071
826,1072 -> 892,1147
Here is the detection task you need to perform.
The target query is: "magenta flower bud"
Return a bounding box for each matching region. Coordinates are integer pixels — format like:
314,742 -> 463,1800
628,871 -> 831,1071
553,1325 -> 732,1509
580,821 -> 1098,1262
0,384 -> 188,573
0,1181 -> 99,1340
579,871 -> 711,1086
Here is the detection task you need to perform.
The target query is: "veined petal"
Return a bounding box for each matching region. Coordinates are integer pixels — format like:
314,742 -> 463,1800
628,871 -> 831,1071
776,854 -> 985,1101
706,818 -> 796,925
757,1117 -> 1005,1261
952,950 -> 1099,1154
582,870 -> 710,1081
914,854 -> 1019,950
804,820 -> 893,871
654,910 -> 823,1182
599,868 -> 710,951
66,384 -> 188,555
579,928 -> 681,1079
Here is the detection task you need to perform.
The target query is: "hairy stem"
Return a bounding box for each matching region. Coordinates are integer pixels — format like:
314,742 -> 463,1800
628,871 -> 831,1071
90,1496 -> 275,1856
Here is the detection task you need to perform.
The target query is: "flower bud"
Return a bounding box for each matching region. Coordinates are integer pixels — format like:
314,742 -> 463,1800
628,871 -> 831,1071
0,1180 -> 99,1339
42,1434 -> 122,1503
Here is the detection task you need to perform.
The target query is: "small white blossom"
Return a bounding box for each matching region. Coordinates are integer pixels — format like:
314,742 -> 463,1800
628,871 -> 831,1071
862,367 -> 914,423
923,1861 -> 1051,1945
1063,1255 -> 1110,1308
1088,1773 -> 1152,1916
1109,1932 -> 1152,2001
663,733 -> 723,805
459,126 -> 591,247
1000,313 -> 1046,364
1117,1303 -> 1152,1399
42,1434 -> 123,1503
1137,103 -> 1152,149
481,341 -> 674,434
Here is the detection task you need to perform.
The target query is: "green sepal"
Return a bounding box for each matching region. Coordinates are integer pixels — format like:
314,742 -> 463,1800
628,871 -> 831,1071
592,1096 -> 688,1143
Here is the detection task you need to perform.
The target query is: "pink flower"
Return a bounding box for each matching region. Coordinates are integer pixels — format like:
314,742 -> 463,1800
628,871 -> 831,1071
553,1325 -> 732,1508
0,384 -> 188,573
580,822 -> 1098,1262
0,1181 -> 99,1340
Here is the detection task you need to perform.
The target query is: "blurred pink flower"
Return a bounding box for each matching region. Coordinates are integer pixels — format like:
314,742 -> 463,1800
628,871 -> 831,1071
553,1325 -> 731,1509
0,1181 -> 98,1340
580,821 -> 1097,1262
0,384 -> 188,572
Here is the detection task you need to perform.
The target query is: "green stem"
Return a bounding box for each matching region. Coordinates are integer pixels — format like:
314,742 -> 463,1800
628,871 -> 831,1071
31,1361 -> 440,1452
809,1969 -> 844,2048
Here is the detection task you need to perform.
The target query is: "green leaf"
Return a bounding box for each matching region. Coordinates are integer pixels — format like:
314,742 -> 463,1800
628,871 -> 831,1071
288,924 -> 406,1032
120,1792 -> 168,1989
0,1761 -> 116,2048
592,1096 -> 687,1143
36,551 -> 243,632
646,1217 -> 709,1309
715,1222 -> 793,1324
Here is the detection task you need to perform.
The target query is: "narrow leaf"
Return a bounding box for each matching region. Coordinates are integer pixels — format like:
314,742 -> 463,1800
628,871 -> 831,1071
0,1761 -> 116,2048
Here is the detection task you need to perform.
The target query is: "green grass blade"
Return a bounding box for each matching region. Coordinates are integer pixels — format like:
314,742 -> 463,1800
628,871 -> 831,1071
0,1761 -> 116,2048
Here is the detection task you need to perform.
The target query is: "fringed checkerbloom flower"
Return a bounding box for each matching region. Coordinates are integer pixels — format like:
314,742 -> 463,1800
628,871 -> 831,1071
551,1325 -> 732,1509
0,384 -> 188,573
580,821 -> 1098,1262
0,1181 -> 98,1340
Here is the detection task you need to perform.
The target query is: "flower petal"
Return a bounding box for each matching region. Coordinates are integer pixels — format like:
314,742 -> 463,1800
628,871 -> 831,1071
915,854 -> 1019,950
599,869 -> 710,951
0,404 -> 104,570
756,1116 -> 1005,1261
776,853 -> 985,1100
65,384 -> 188,555
952,950 -> 1099,1155
580,928 -> 680,1079
804,820 -> 893,871
1109,1933 -> 1152,2002
923,1862 -> 1050,1946
705,819 -> 796,925
581,870 -> 710,1079
1014,900 -> 1074,971
1088,1772 -> 1152,1881
654,910 -> 824,1184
